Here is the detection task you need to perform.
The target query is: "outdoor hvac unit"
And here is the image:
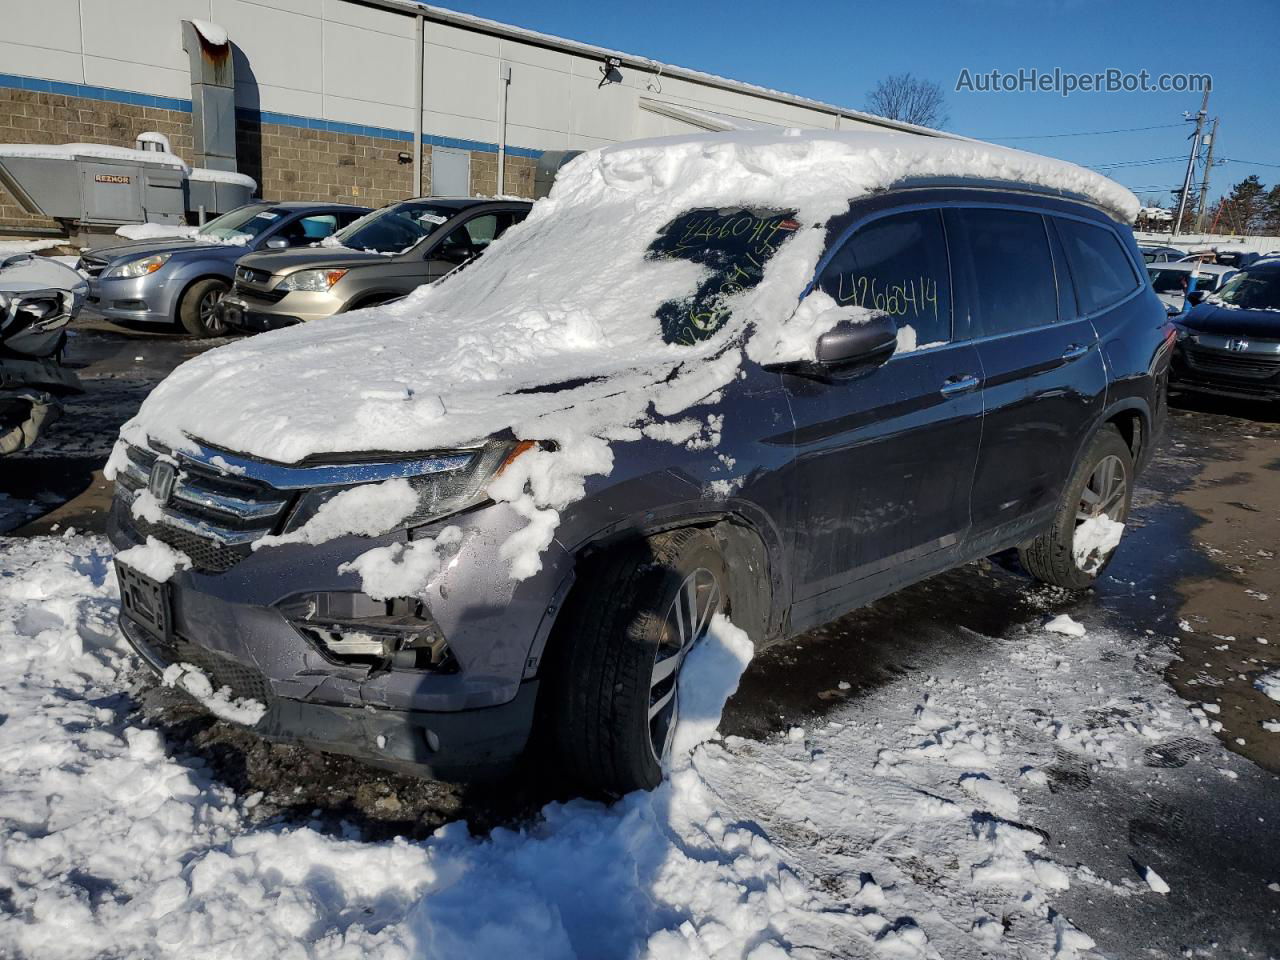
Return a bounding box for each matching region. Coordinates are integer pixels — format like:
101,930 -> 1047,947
0,140 -> 190,233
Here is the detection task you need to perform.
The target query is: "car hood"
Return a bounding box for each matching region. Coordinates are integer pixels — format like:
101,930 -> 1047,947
1180,303 -> 1280,340
237,247 -> 391,276
82,238 -> 231,261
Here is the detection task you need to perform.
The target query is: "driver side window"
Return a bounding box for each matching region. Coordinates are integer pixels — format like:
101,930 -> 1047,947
817,209 -> 953,347
276,214 -> 340,246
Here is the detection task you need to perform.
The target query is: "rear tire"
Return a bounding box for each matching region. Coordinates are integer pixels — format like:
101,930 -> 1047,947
1019,425 -> 1133,589
548,528 -> 726,796
178,278 -> 230,338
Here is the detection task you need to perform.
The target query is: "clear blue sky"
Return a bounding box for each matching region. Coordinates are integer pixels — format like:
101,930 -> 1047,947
436,0 -> 1280,209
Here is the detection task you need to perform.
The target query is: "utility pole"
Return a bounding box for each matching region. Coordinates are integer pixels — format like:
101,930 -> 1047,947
1173,88 -> 1209,239
1194,116 -> 1219,233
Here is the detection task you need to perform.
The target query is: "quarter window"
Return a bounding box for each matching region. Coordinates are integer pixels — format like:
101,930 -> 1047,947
817,209 -> 953,346
1056,218 -> 1141,314
947,208 -> 1057,337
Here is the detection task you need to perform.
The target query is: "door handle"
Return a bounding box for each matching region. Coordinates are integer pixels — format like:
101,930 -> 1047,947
940,374 -> 980,397
1061,343 -> 1090,361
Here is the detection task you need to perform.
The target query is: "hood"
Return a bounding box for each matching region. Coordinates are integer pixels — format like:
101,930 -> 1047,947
237,247 -> 392,276
1180,303 -> 1280,341
0,254 -> 87,300
83,237 -> 228,261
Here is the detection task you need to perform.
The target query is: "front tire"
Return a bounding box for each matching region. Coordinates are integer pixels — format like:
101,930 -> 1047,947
1020,425 -> 1133,589
548,528 -> 726,796
178,278 -> 230,338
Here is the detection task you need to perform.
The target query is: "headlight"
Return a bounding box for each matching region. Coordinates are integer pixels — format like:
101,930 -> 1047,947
281,438 -> 536,536
105,253 -> 171,279
276,269 -> 348,292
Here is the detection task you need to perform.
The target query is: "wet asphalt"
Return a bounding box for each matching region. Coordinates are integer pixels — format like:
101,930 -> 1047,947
3,318 -> 1279,954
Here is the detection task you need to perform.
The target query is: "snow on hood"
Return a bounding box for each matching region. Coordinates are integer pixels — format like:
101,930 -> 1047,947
118,131 -> 1138,578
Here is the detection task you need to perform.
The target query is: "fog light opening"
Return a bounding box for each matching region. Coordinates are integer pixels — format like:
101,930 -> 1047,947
279,592 -> 458,673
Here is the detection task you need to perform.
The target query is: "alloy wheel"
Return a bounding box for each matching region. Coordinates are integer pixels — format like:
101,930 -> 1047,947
1076,453 -> 1128,524
647,566 -> 721,765
199,288 -> 227,335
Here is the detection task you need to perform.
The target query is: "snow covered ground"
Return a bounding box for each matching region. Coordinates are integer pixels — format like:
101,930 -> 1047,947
3,533 -> 1265,960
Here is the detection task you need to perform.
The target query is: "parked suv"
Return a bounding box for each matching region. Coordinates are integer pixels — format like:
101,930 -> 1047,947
78,202 -> 370,337
218,197 -> 531,333
108,134 -> 1170,796
1170,260 -> 1280,401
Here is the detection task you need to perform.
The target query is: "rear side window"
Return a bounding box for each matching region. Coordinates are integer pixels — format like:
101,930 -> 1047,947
946,208 -> 1057,337
1056,218 -> 1140,314
817,209 -> 952,346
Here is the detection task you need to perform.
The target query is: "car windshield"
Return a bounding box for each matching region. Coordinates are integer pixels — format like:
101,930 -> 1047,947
196,204 -> 284,241
645,207 -> 799,345
1213,267 -> 1280,310
331,201 -> 458,254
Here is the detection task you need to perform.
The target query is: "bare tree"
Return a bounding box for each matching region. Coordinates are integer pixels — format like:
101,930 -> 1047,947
865,73 -> 949,129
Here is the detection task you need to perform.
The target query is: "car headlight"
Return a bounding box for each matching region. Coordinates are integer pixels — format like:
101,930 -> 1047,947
276,269 -> 348,292
106,253 -> 171,279
281,438 -> 536,536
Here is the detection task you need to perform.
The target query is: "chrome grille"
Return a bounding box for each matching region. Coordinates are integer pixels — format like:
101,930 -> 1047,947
115,442 -> 295,573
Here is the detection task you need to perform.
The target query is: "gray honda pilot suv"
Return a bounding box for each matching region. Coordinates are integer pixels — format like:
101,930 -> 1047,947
108,133 -> 1172,796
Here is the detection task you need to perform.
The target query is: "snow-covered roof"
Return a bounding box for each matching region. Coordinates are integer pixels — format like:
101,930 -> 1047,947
189,167 -> 257,190
0,142 -> 187,170
117,132 -> 1139,579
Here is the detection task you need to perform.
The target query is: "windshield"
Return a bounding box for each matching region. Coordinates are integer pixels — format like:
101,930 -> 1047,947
332,201 -> 458,254
196,204 -> 283,241
1213,267 -> 1280,310
1149,268 -> 1219,294
645,207 -> 798,345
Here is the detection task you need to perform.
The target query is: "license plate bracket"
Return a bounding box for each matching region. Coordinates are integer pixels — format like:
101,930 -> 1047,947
116,560 -> 173,642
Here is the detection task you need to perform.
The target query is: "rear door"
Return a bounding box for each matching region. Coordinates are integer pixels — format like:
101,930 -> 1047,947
945,205 -> 1107,546
782,206 -> 983,628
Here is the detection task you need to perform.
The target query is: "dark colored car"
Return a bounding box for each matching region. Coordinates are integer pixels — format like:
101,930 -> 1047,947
1139,243 -> 1184,264
108,172 -> 1171,796
218,198 -> 531,333
1170,261 -> 1280,401
78,202 -> 370,337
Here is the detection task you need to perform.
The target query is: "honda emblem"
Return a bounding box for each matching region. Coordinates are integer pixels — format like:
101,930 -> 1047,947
148,461 -> 177,505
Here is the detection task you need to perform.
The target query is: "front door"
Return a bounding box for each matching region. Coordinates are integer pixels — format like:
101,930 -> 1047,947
782,207 -> 983,630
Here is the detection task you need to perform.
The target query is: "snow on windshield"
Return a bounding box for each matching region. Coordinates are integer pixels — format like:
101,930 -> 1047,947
116,131 -> 1138,580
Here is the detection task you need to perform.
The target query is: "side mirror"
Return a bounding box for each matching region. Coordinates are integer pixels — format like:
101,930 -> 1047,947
814,314 -> 899,367
1186,289 -> 1207,306
265,237 -> 288,250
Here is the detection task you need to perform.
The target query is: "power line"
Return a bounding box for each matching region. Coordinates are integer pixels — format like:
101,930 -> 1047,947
1089,156 -> 1188,170
1221,157 -> 1280,170
983,122 -> 1185,140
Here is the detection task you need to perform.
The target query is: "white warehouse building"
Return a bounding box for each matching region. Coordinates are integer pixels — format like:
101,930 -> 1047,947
0,0 -> 948,231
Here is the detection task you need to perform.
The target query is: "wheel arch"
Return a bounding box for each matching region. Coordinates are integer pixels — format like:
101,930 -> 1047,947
172,271 -> 233,322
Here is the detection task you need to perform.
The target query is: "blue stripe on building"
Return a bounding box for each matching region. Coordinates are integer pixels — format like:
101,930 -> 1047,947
0,73 -> 541,159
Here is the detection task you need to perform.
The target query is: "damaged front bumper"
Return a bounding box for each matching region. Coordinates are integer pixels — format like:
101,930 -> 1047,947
107,462 -> 574,780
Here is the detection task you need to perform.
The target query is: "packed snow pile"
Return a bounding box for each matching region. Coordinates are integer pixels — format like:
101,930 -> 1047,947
161,662 -> 267,725
0,534 -> 1230,958
115,132 -> 1137,580
114,222 -> 199,241
1256,671 -> 1280,702
1072,515 -> 1125,574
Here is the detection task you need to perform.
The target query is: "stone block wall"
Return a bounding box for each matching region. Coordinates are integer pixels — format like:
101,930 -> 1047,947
1,85 -> 538,235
